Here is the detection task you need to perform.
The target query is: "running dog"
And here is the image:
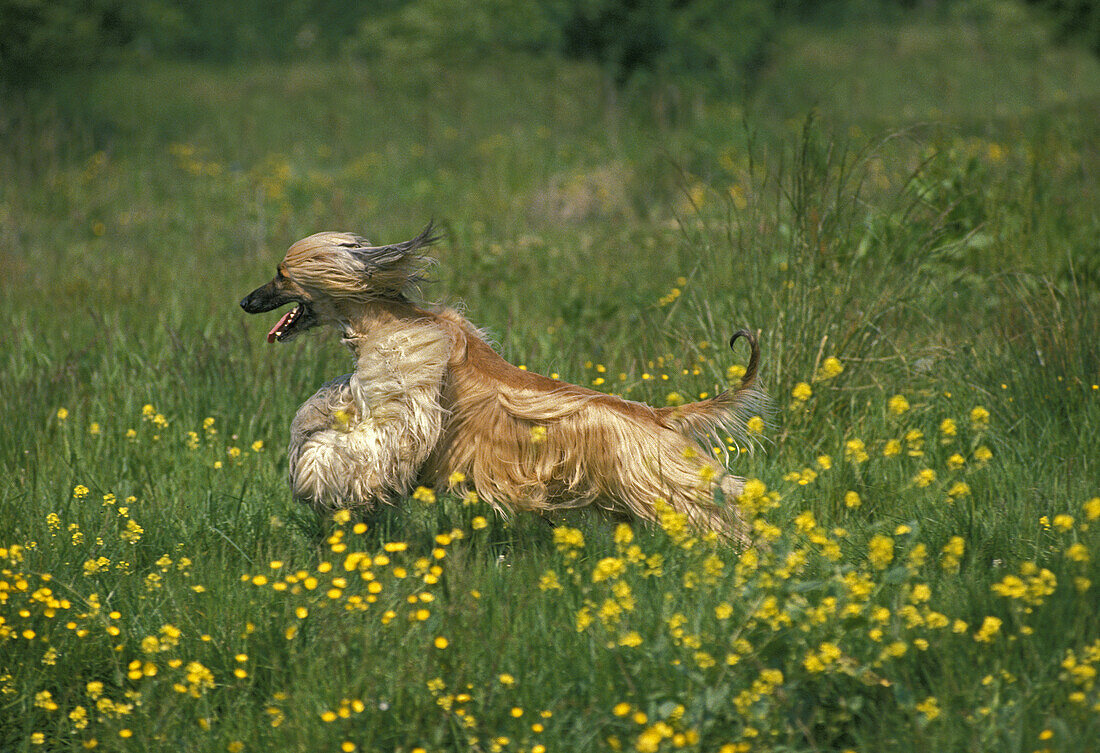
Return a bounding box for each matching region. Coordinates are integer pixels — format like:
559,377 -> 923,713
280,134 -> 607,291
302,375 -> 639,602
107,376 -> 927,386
241,224 -> 764,542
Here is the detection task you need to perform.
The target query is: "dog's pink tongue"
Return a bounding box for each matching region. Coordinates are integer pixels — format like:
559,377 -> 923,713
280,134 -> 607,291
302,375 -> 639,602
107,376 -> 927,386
267,310 -> 295,343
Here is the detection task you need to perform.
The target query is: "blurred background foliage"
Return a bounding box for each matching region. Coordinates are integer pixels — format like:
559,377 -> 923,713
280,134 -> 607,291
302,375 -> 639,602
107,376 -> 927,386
4,0 -> 1100,88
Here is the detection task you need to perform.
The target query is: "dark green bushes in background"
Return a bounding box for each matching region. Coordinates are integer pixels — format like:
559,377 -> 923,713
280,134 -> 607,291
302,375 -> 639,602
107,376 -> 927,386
1025,0 -> 1100,54
6,0 -> 1100,89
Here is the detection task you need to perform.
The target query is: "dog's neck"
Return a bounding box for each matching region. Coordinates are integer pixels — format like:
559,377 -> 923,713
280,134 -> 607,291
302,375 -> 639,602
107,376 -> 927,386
338,299 -> 424,355
333,299 -> 452,420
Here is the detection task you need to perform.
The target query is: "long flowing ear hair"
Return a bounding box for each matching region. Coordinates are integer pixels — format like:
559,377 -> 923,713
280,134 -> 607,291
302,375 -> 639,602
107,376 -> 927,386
343,222 -> 441,301
285,222 -> 441,303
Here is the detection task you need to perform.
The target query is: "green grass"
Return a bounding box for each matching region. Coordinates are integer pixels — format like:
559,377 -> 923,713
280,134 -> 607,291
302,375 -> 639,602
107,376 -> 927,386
2,7 -> 1099,752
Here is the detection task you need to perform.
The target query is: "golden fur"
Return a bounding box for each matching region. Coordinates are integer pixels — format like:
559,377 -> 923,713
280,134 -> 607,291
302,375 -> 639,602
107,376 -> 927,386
240,225 -> 764,543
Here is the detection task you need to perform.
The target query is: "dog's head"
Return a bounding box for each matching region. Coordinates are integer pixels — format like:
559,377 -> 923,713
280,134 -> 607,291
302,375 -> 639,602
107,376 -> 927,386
240,223 -> 439,342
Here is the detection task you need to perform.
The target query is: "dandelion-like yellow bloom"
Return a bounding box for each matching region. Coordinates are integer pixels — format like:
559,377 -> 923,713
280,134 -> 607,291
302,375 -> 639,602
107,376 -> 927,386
538,571 -> 561,591
791,382 -> 813,401
974,446 -> 993,463
973,616 -> 1002,642
844,438 -> 869,463
888,394 -> 910,415
913,469 -> 936,488
592,557 -> 625,583
916,696 -> 941,721
552,527 -> 585,557
612,523 -> 633,546
433,636 -> 449,649
1053,514 -> 1074,532
56,407 -> 69,420
868,535 -> 894,569
992,575 -> 1027,600
575,608 -> 593,632
970,405 -> 990,430
947,481 -> 971,499
120,519 -> 144,544
746,416 -> 764,434
815,356 -> 844,382
530,425 -> 547,444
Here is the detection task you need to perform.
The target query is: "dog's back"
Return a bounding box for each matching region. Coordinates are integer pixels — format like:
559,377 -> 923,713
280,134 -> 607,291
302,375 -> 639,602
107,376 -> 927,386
421,309 -> 760,541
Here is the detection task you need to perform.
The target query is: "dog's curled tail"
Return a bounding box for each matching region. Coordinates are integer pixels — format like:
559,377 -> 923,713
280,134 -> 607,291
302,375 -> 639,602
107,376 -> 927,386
657,328 -> 766,450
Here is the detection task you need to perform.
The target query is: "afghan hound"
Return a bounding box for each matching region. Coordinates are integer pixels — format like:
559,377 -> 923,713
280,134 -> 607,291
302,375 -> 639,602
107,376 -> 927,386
241,224 -> 764,543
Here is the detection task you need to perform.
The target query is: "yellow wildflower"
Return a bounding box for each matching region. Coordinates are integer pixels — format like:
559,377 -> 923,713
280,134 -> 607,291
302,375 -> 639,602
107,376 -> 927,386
913,469 -> 936,488
970,405 -> 990,429
412,486 -> 436,504
1066,543 -> 1090,563
844,438 -> 869,463
887,394 -> 910,414
974,616 -> 1002,642
947,481 -> 971,499
592,557 -> 625,583
815,356 -> 844,381
868,535 -> 894,570
916,696 -> 941,721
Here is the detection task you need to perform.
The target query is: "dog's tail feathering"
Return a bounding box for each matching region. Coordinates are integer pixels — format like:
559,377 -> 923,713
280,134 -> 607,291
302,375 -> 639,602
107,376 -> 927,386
656,328 -> 766,453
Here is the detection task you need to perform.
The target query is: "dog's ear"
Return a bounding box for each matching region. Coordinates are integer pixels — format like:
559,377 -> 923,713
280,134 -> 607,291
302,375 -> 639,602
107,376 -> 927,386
345,222 -> 441,296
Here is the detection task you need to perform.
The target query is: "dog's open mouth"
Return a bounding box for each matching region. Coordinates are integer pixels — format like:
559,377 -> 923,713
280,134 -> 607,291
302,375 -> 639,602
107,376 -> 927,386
267,303 -> 313,343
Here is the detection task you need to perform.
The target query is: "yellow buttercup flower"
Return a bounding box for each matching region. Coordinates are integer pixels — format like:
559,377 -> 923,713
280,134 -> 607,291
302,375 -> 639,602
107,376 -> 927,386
868,535 -> 894,569
914,469 -> 936,488
974,616 -> 1002,642
916,696 -> 941,721
844,438 -> 869,463
970,405 -> 990,429
815,356 -> 844,381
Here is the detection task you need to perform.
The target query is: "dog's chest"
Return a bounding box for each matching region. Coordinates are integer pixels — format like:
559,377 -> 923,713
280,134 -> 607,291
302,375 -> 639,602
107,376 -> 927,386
285,323 -> 453,505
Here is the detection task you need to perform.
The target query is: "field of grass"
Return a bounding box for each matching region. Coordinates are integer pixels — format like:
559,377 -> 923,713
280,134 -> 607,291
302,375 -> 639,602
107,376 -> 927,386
2,6 -> 1099,752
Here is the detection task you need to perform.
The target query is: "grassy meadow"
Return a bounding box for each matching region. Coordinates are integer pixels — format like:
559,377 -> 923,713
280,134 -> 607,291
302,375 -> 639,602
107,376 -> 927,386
2,7 -> 1100,752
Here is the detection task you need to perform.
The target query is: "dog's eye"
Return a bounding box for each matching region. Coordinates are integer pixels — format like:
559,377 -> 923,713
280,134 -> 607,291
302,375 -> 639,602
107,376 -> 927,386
275,267 -> 285,280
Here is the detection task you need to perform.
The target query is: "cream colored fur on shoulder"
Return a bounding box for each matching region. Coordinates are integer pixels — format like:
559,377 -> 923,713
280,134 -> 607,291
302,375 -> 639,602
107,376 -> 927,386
240,226 -> 765,544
